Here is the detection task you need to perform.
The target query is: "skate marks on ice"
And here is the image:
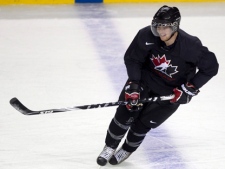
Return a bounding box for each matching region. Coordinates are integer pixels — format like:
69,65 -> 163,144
1,2 -> 225,169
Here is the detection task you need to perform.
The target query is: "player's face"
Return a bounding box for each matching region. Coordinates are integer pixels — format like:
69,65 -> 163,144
157,26 -> 173,41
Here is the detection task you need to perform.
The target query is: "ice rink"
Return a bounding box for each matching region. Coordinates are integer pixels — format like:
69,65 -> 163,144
0,2 -> 225,169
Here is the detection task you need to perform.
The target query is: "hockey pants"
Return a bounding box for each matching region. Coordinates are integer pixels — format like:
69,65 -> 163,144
105,86 -> 179,153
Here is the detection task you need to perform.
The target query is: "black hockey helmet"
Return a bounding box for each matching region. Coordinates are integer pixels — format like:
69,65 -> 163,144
151,5 -> 181,37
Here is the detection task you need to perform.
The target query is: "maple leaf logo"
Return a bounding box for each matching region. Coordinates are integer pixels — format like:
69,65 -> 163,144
151,54 -> 178,78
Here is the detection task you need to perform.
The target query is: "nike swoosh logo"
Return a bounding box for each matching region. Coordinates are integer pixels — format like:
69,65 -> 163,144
150,120 -> 157,124
146,42 -> 154,45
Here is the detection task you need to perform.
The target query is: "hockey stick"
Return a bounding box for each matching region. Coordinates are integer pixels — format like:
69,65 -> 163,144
9,95 -> 174,116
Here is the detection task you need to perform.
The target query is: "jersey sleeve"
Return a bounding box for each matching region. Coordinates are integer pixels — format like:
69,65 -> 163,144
124,30 -> 150,82
189,39 -> 219,89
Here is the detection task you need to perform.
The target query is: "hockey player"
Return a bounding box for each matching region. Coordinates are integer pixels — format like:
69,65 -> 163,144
97,5 -> 219,166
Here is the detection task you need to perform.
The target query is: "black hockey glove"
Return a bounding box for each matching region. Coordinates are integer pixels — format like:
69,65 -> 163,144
125,81 -> 143,112
171,82 -> 200,104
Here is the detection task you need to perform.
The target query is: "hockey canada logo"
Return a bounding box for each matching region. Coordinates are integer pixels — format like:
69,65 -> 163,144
151,54 -> 178,78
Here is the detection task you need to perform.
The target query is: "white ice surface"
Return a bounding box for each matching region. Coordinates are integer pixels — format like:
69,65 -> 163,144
0,3 -> 225,169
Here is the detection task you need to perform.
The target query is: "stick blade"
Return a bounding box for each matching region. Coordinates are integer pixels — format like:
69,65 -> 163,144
10,97 -> 32,115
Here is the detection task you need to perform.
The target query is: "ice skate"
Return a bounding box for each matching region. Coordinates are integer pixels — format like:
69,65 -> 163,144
109,147 -> 131,165
97,145 -> 115,166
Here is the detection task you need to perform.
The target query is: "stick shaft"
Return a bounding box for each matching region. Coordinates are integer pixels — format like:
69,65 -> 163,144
9,95 -> 174,115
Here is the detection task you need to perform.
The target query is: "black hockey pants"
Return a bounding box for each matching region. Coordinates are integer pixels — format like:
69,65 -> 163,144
105,85 -> 179,153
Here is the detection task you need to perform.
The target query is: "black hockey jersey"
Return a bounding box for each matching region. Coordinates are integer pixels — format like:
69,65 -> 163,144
124,26 -> 219,95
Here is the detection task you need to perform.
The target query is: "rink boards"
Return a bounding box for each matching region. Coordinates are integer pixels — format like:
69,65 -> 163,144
0,0 -> 224,5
